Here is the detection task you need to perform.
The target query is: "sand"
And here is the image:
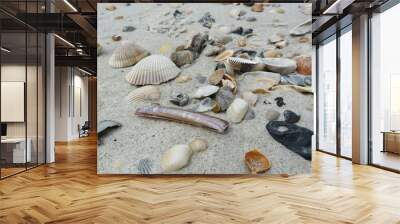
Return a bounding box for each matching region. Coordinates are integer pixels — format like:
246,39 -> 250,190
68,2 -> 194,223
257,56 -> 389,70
97,3 -> 313,174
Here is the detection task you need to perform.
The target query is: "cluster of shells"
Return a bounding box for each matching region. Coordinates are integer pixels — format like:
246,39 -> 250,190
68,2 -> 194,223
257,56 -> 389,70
100,3 -> 313,174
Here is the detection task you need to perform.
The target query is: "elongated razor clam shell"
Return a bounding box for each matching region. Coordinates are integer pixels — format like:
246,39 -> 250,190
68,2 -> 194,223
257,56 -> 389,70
135,105 -> 229,133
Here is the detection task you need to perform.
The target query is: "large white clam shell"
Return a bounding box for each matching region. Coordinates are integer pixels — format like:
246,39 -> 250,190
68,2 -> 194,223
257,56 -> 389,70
161,144 -> 192,172
125,55 -> 181,86
227,98 -> 249,123
108,41 -> 150,68
126,85 -> 161,103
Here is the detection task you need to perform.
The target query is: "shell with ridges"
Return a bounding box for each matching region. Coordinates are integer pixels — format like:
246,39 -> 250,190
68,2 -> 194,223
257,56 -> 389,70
126,85 -> 161,103
109,41 -> 150,68
215,50 -> 234,62
125,55 -> 181,85
224,57 -> 257,75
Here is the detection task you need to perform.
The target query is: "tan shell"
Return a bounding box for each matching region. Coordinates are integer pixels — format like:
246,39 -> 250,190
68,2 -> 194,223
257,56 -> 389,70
188,138 -> 208,153
241,91 -> 258,106
295,55 -> 311,75
251,3 -> 264,12
175,74 -> 192,83
272,85 -> 313,94
215,50 -> 234,62
263,50 -> 282,58
125,55 -> 181,86
240,71 -> 281,94
208,69 -> 224,85
109,41 -> 150,68
126,85 -> 161,103
245,149 -> 271,174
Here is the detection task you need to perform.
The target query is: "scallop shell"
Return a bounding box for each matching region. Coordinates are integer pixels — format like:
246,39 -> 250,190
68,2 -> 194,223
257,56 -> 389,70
245,149 -> 271,174
125,55 -> 181,85
224,57 -> 257,75
215,50 -> 234,62
126,85 -> 161,103
109,41 -> 150,68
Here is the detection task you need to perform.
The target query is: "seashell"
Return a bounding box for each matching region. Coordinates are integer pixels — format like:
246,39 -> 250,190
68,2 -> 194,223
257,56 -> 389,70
170,50 -> 194,67
112,35 -> 121,41
193,85 -> 219,98
193,97 -> 216,113
185,33 -> 208,55
215,86 -> 235,112
280,74 -> 307,86
275,40 -> 287,49
97,43 -> 102,56
265,110 -> 280,121
263,49 -> 282,58
272,85 -> 313,94
266,121 -> 312,160
204,46 -> 225,57
138,158 -> 152,174
105,5 -> 116,11
170,92 -> 190,107
246,16 -> 257,22
295,55 -> 311,75
208,69 -> 224,85
245,149 -> 271,174
241,91 -> 258,106
109,41 -> 150,68
240,71 -> 281,94
237,37 -> 247,47
125,55 -> 181,85
283,110 -> 300,123
189,138 -> 208,153
212,103 -> 221,113
224,57 -> 257,75
175,74 -> 192,83
260,58 -> 297,75
251,3 -> 264,12
218,25 -> 232,34
290,19 -> 312,36
298,36 -> 311,43
227,98 -> 249,123
214,35 -> 233,46
269,34 -> 284,44
98,120 -> 121,137
126,85 -> 161,103
222,73 -> 238,93
161,144 -> 192,172
215,50 -> 234,62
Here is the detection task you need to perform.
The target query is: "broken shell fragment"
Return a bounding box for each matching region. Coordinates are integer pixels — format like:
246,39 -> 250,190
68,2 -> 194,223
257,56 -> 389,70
295,55 -> 311,75
227,98 -> 249,123
245,149 -> 271,174
170,92 -> 190,106
170,50 -> 194,67
161,144 -> 192,172
251,3 -> 264,12
215,86 -> 235,112
241,91 -> 258,106
192,85 -> 219,98
112,35 -> 121,41
189,138 -> 208,153
175,74 -> 192,83
260,58 -> 297,75
263,49 -> 283,58
208,69 -> 224,85
240,71 -> 281,94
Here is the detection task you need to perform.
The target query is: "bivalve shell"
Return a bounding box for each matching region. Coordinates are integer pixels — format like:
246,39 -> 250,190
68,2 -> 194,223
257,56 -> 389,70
224,57 -> 258,75
215,50 -> 234,62
109,41 -> 150,68
193,85 -> 219,98
126,85 -> 161,103
125,55 -> 181,85
245,149 -> 271,174
260,58 -> 297,75
189,138 -> 208,153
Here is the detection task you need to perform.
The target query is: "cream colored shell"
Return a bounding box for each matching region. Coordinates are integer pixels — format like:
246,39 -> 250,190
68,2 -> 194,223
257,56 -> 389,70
125,55 -> 181,86
126,85 -> 161,103
108,41 -> 149,68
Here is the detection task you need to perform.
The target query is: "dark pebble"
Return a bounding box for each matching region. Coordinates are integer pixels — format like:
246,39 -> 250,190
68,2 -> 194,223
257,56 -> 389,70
283,110 -> 300,123
231,27 -> 243,35
274,97 -> 285,107
122,26 -> 136,32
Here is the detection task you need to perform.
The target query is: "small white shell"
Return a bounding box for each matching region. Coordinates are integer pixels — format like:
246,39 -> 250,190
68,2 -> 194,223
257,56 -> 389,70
224,57 -> 257,75
126,85 -> 161,103
125,55 -> 181,86
109,41 -> 149,68
189,138 -> 208,153
227,98 -> 249,123
161,144 -> 192,172
192,85 -> 219,98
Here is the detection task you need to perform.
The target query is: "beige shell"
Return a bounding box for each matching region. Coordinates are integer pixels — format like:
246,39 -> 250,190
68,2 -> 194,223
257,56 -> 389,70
215,50 -> 234,62
245,149 -> 271,174
109,41 -> 150,68
125,55 -> 181,86
189,138 -> 208,153
126,85 -> 161,103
